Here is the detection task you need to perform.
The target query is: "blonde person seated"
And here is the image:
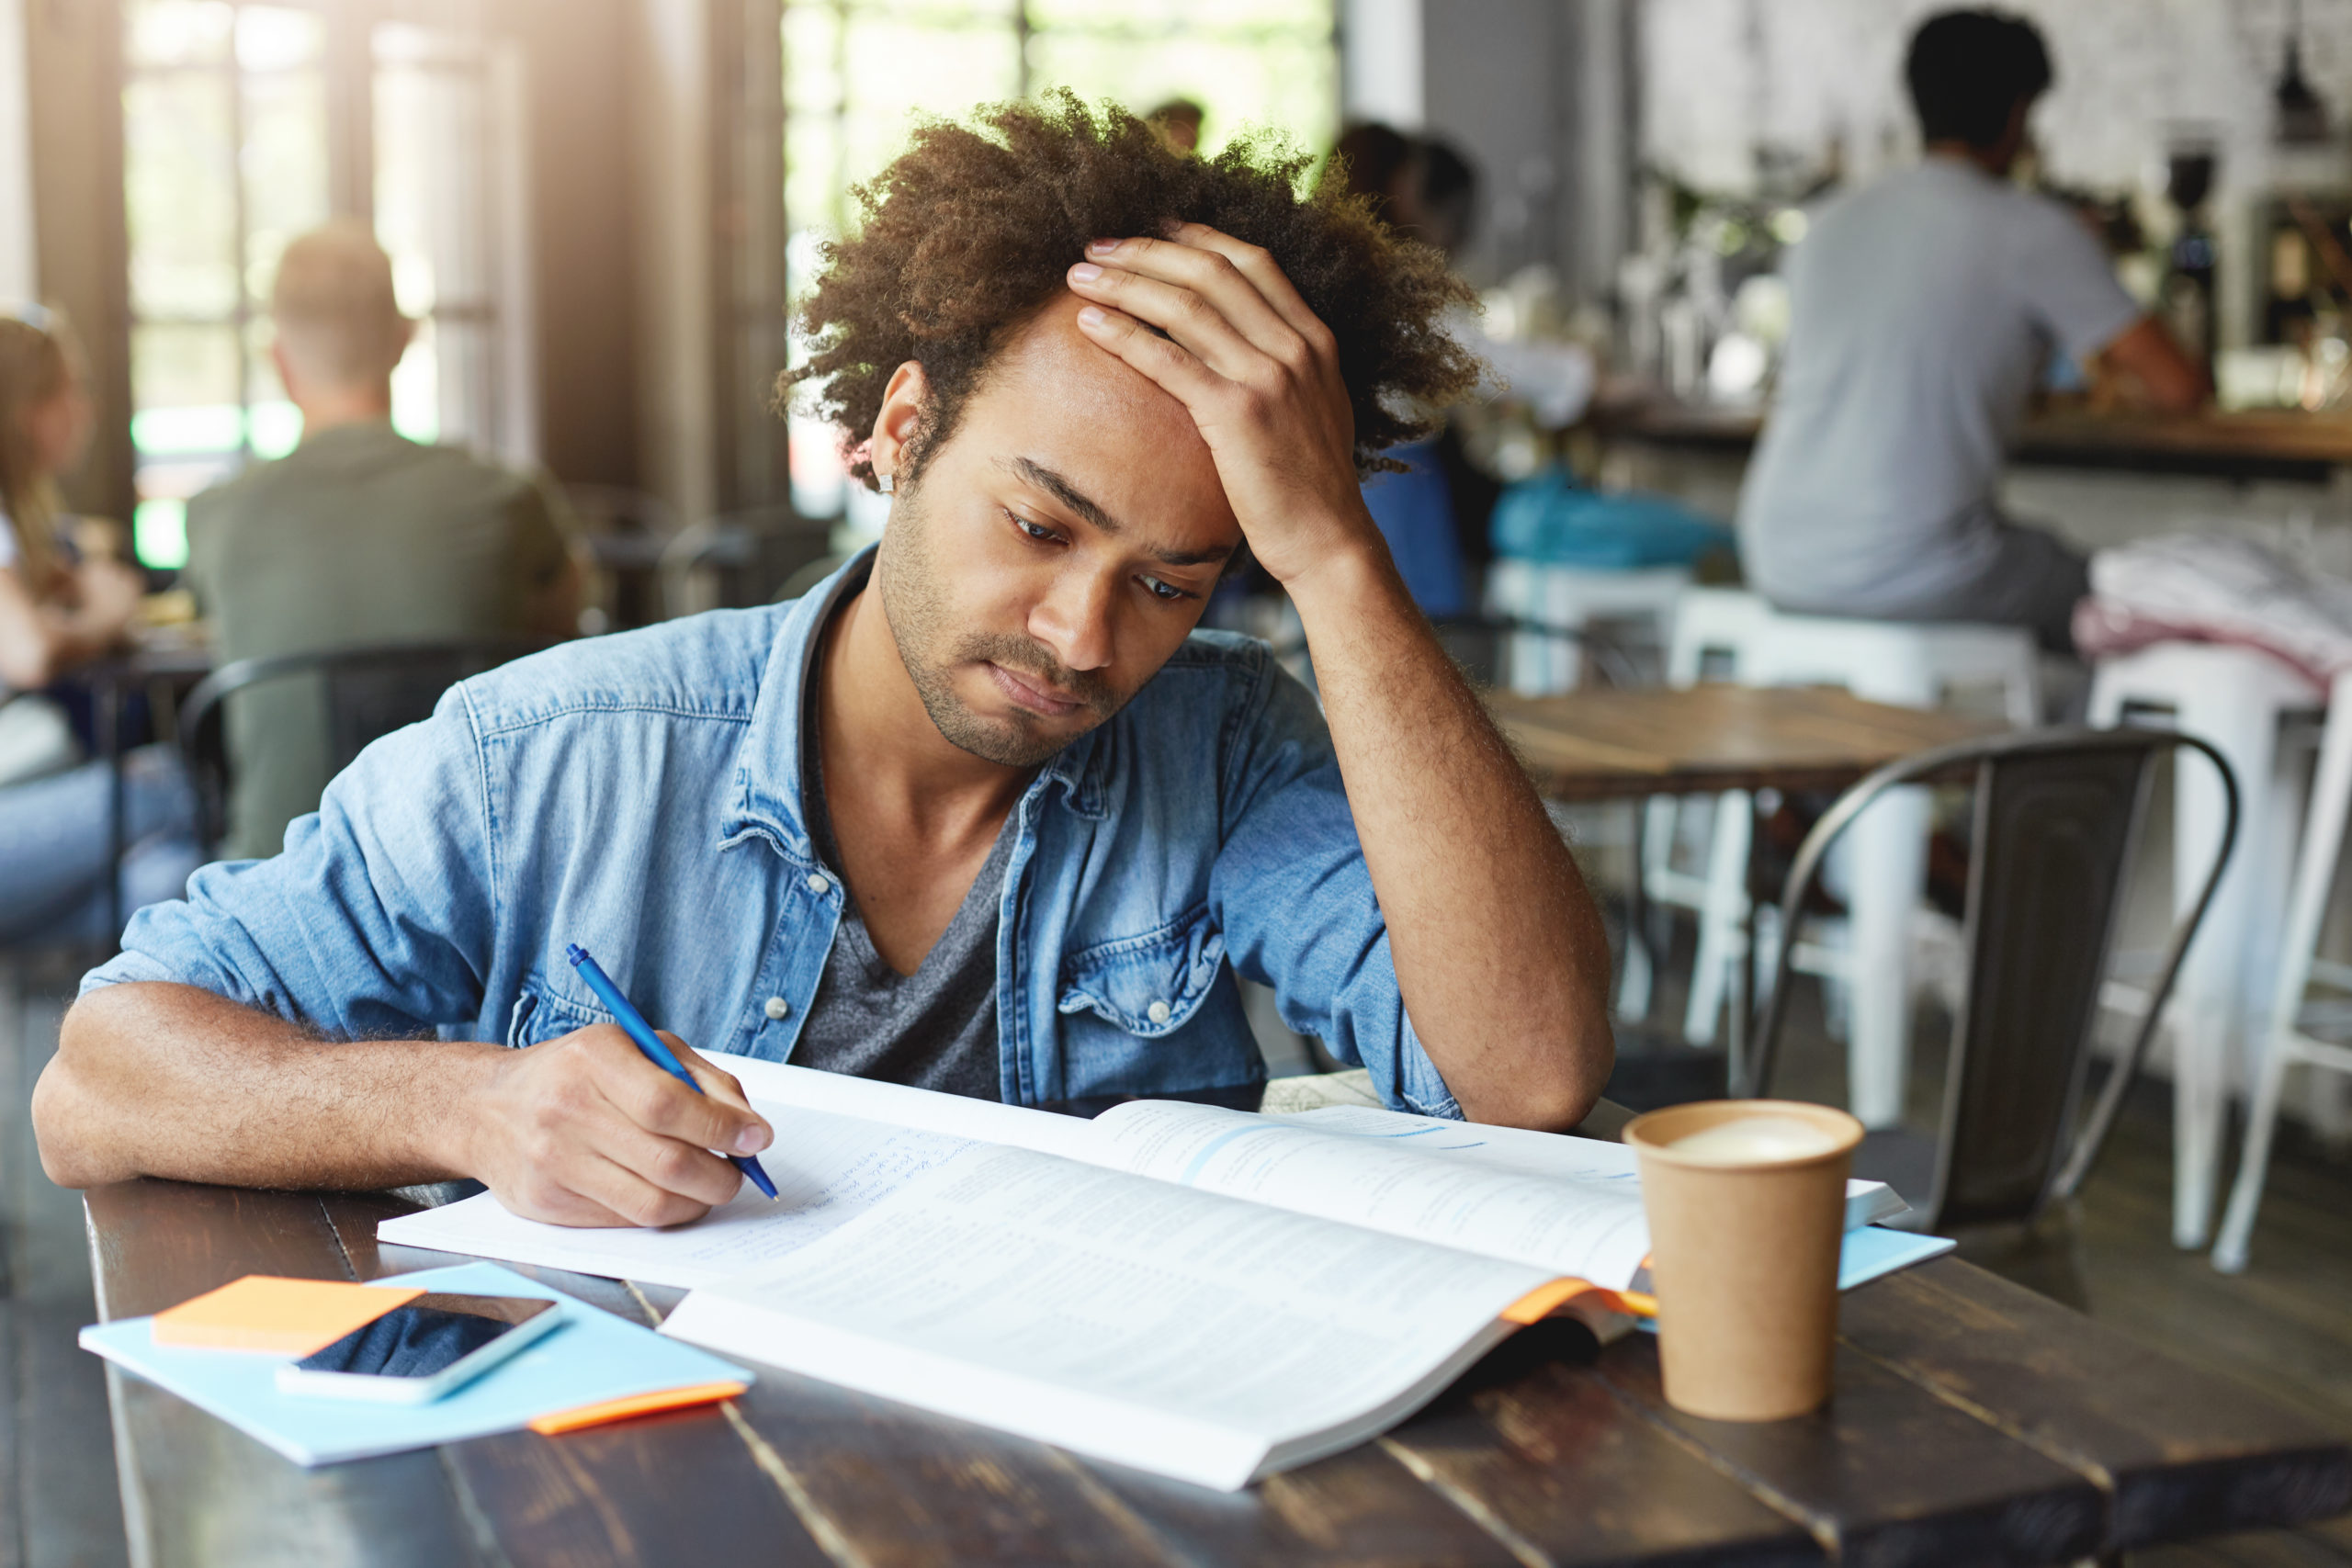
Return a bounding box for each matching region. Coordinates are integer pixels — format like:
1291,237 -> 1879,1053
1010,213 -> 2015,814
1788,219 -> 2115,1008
0,306 -> 198,946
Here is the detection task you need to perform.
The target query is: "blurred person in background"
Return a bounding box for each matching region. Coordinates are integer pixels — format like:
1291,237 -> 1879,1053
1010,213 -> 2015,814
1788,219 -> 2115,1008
1146,97 -> 1204,154
185,220 -> 582,861
1736,8 -> 2204,652
0,306 -> 198,945
1331,124 -> 1595,615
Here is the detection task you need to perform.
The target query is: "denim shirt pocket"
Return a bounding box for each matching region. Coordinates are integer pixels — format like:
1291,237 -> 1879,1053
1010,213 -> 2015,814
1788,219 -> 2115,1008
1056,904 -> 1226,1040
504,976 -> 613,1048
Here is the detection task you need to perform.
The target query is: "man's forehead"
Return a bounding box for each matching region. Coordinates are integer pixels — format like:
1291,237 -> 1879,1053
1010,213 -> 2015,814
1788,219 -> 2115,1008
992,296 -> 1202,439
959,294 -> 1238,548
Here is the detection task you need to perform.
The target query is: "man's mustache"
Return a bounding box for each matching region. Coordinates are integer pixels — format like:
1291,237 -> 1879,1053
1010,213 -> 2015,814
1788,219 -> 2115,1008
956,633 -> 1119,716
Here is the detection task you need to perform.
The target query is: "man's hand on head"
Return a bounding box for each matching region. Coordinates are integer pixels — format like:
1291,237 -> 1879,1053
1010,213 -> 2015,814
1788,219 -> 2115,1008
1065,224 -> 1382,591
462,1025 -> 774,1228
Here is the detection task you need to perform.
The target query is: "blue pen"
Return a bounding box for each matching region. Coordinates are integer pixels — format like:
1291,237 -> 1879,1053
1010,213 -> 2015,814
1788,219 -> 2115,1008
565,943 -> 779,1201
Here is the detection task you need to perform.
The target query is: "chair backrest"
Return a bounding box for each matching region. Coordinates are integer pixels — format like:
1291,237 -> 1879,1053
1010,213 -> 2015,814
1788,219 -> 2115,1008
1744,726 -> 2238,1231
179,638 -> 552,854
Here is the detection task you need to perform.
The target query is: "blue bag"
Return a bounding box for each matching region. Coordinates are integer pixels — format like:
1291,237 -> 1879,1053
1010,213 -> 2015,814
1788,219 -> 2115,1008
1489,466 -> 1735,570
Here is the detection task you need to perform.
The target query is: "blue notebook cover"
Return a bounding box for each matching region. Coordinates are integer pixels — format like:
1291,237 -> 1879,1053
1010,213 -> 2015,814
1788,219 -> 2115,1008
80,1260 -> 752,1467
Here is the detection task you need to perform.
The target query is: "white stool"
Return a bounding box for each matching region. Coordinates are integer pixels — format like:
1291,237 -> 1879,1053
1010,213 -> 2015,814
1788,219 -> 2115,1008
2089,643 -> 2327,1248
1637,609 -> 2040,1130
2214,672 -> 2352,1273
1484,559 -> 1690,695
1619,589 -> 1774,1026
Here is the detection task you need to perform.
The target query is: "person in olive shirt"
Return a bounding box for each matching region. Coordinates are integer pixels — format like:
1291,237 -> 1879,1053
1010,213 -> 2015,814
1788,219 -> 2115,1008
186,221 -> 582,860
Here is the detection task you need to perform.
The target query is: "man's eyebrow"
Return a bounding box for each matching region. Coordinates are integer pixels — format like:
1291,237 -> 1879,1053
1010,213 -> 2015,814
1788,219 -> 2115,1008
1005,457 -> 1234,568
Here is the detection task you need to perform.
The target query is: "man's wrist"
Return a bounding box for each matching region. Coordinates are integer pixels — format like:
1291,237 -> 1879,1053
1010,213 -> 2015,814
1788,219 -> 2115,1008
408,1043 -> 503,1181
1274,528 -> 1405,625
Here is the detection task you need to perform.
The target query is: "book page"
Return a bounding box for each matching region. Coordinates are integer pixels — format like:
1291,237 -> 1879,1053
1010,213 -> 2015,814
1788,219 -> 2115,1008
377,1106 -> 974,1289
717,1057 -> 1105,1161
1089,1101 -> 1654,1288
660,1144 -> 1551,1491
1276,1104 -> 1909,1229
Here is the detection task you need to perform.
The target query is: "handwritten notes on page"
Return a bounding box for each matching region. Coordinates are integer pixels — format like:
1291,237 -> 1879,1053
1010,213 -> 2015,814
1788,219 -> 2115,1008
377,1106 -> 970,1290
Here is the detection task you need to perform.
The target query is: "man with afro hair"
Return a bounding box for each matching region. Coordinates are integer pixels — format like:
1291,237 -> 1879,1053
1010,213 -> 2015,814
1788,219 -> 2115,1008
39,96 -> 1614,1232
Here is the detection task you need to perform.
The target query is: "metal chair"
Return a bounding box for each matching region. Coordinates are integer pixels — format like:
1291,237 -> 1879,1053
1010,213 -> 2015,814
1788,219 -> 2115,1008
1742,727 -> 2238,1233
179,639 -> 552,857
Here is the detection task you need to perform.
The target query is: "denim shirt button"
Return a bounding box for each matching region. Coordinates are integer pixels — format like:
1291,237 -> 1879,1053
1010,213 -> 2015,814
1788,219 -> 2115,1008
804,872 -> 831,896
763,996 -> 790,1021
1147,999 -> 1172,1025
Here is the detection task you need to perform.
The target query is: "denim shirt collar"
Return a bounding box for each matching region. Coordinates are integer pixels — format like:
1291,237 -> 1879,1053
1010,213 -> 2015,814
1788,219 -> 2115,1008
715,547 -> 1107,860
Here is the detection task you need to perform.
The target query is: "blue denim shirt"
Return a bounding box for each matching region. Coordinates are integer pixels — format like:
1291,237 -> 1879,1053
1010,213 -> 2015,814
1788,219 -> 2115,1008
85,552 -> 1462,1117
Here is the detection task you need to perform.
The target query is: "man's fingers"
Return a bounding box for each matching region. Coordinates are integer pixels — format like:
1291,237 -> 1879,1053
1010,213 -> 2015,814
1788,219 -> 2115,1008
1072,304 -> 1226,410
568,1146 -> 721,1228
1067,262 -> 1261,379
672,1039 -> 773,1155
492,1177 -> 637,1230
1082,234 -> 1306,358
589,1028 -> 771,1156
587,1108 -> 745,1214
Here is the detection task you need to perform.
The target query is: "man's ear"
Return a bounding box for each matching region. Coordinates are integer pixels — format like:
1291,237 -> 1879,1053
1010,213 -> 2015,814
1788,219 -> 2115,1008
268,338 -> 300,403
868,361 -> 930,487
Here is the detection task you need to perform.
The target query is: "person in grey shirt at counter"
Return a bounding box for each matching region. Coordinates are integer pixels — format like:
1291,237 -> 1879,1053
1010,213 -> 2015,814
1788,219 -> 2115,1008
1737,8 -> 2204,652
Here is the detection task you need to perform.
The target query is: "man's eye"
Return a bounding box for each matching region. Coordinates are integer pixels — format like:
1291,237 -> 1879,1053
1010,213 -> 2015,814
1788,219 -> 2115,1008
1006,510 -> 1057,543
1141,576 -> 1193,603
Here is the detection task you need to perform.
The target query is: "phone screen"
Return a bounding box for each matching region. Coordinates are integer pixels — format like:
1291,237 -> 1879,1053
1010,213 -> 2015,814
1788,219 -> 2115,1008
291,1293 -> 558,1380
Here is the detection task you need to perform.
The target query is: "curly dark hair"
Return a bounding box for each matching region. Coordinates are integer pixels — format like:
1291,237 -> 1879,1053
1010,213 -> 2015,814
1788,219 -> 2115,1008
780,91 -> 1480,489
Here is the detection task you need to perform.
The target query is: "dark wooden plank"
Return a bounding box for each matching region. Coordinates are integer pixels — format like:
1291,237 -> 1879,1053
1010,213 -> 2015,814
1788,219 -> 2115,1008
1592,1328 -> 2105,1568
1838,1259 -> 2352,1553
718,1366 -> 1190,1568
82,1180 -> 486,1568
322,1190 -> 839,1567
1379,1356 -> 1825,1568
1078,1441 -> 1524,1568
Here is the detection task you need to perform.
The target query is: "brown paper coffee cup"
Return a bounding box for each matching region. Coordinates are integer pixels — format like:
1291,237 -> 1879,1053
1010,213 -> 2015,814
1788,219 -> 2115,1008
1623,1099 -> 1864,1421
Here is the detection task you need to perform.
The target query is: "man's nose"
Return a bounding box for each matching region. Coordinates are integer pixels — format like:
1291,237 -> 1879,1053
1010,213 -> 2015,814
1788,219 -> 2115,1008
1027,566 -> 1116,674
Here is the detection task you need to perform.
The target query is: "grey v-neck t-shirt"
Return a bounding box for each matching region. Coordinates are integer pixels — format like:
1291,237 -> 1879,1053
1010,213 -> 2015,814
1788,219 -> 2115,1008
790,649 -> 1017,1101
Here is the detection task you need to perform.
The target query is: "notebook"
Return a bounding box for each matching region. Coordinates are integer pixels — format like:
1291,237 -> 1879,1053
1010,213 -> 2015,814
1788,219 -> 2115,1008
81,1261 -> 752,1466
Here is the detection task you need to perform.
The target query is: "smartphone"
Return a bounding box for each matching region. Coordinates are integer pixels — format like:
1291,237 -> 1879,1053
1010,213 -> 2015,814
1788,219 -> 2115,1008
274,1292 -> 563,1404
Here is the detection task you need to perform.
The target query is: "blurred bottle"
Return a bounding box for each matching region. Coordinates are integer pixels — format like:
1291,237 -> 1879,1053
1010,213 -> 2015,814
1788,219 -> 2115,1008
2161,143 -> 2220,384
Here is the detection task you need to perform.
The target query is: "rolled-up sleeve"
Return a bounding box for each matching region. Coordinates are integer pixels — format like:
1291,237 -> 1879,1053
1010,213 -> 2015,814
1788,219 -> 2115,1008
82,683 -> 499,1041
1208,655 -> 1462,1119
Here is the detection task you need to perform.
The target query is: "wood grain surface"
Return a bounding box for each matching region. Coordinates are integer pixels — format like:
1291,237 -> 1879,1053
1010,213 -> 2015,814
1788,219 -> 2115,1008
80,1109 -> 2352,1567
1488,684 -> 2001,802
1600,401 -> 2352,481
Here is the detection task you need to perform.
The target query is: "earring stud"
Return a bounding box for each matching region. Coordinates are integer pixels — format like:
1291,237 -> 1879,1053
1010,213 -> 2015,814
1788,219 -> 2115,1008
877,472 -> 895,494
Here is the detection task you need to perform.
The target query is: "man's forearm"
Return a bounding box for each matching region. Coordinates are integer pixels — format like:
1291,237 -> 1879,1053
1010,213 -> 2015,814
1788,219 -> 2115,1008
1287,542 -> 1613,1129
34,981 -> 492,1190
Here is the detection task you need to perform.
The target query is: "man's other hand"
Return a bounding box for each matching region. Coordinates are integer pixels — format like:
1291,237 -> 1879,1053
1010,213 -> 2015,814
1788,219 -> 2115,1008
1065,224 -> 1377,589
462,1025 -> 774,1228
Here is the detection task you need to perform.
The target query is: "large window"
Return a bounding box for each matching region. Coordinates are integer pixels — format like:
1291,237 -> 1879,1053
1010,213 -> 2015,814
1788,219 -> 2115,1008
778,0 -> 1339,519
119,0 -> 531,569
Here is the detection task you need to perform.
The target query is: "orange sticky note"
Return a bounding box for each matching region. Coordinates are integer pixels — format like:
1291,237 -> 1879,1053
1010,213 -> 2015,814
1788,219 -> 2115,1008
527,1382 -> 749,1437
1498,1279 -> 1657,1325
152,1276 -> 424,1356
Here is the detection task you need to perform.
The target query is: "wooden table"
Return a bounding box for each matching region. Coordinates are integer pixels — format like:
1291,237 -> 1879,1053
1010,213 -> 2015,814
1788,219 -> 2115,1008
1489,683 -> 2006,1097
1602,400 -> 2352,484
84,1126 -> 2351,1567
1488,683 -> 2003,803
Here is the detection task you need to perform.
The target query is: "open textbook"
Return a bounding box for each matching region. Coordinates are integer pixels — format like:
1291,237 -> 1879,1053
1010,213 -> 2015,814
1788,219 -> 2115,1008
380,1062 -> 1928,1489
